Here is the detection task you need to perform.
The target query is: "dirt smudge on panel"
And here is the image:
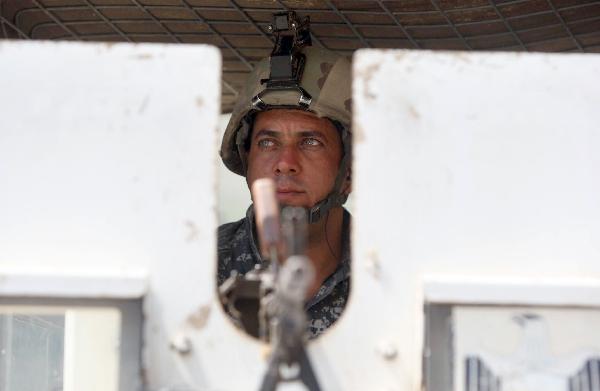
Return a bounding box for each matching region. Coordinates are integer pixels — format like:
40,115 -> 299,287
353,123 -> 366,144
451,52 -> 472,64
196,96 -> 204,108
408,105 -> 420,120
184,220 -> 200,242
136,53 -> 153,60
359,62 -> 381,101
394,51 -> 409,62
138,95 -> 149,114
187,304 -> 211,330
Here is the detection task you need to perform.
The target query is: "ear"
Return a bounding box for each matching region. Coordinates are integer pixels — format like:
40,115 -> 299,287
341,167 -> 352,196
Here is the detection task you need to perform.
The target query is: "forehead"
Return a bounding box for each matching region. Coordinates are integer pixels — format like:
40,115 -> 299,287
252,109 -> 338,137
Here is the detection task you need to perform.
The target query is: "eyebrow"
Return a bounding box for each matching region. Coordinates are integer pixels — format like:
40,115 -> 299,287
253,129 -> 279,139
253,129 -> 327,140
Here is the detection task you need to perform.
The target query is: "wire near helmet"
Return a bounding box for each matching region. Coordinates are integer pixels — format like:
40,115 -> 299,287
220,11 -> 352,223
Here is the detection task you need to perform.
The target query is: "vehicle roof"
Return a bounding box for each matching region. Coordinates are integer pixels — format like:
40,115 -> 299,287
1,0 -> 598,112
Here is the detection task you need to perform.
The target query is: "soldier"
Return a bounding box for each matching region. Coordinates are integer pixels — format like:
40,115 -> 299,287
218,31 -> 352,339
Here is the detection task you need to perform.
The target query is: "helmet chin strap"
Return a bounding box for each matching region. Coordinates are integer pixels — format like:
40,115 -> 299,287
307,145 -> 350,224
307,191 -> 348,224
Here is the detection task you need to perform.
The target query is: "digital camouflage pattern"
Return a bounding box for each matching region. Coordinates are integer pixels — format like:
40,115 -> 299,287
217,206 -> 351,339
220,46 -> 352,176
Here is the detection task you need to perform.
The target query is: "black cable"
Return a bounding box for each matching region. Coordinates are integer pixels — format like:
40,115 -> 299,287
323,210 -> 338,262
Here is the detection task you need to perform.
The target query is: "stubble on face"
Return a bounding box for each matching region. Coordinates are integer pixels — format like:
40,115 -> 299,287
246,109 -> 344,209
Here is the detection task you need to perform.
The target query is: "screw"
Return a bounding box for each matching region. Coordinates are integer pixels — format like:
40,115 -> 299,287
291,22 -> 297,28
267,25 -> 273,32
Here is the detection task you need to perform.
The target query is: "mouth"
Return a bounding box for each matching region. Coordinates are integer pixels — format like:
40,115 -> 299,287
275,188 -> 305,201
277,187 -> 303,193
276,189 -> 304,195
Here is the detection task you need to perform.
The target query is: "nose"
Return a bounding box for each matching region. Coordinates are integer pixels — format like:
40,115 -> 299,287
274,145 -> 300,176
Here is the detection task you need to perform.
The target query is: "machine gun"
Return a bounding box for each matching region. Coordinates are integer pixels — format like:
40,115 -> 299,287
218,12 -> 322,390
219,178 -> 321,391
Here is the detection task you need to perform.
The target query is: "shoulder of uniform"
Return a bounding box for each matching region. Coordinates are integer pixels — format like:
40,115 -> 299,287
217,217 -> 247,249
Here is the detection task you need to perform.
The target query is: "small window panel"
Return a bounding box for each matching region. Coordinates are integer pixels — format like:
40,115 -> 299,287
0,305 -> 120,391
425,305 -> 600,391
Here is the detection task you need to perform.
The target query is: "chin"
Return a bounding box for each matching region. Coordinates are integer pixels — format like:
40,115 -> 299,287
277,198 -> 311,209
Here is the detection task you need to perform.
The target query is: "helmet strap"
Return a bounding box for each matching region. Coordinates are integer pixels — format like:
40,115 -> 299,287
307,190 -> 348,224
307,123 -> 351,224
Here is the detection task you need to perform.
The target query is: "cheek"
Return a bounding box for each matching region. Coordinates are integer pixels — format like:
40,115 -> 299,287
246,152 -> 273,185
308,157 -> 339,193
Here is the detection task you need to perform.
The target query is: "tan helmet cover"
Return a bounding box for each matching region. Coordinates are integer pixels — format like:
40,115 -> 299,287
220,46 -> 352,176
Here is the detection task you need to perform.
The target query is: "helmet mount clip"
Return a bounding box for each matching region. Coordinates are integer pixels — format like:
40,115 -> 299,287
253,12 -> 313,110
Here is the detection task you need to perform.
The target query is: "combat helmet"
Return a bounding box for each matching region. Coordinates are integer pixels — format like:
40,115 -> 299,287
220,11 -> 352,223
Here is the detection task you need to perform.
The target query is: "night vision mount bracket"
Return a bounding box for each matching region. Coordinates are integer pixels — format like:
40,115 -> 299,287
252,11 -> 313,110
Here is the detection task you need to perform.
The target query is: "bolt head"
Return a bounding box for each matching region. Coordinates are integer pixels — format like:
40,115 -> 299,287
170,333 -> 192,355
376,341 -> 398,361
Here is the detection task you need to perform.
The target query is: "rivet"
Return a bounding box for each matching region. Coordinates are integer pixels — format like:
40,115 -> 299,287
377,341 -> 398,361
169,332 -> 192,355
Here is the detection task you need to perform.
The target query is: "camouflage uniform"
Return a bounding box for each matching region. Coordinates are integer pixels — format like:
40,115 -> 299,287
217,206 -> 351,339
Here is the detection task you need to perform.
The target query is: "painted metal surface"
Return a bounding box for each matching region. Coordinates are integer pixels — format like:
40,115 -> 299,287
0,40 -> 230,390
2,42 -> 600,391
346,49 -> 600,390
0,272 -> 147,299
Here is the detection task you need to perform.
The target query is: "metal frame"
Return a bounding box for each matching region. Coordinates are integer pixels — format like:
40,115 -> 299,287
430,0 -> 473,50
0,297 -> 143,391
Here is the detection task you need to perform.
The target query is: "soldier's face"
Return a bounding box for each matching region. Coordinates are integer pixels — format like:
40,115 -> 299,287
246,109 -> 346,208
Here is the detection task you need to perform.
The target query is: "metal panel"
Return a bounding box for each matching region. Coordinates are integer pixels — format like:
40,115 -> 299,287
345,49 -> 600,390
3,40 -> 600,391
0,40 -> 230,390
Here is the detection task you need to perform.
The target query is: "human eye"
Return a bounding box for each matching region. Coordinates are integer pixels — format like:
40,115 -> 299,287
257,138 -> 277,149
301,137 -> 323,148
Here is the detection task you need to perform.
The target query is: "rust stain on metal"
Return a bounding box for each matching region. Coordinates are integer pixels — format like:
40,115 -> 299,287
136,53 -> 153,60
260,344 -> 272,361
360,62 -> 381,101
451,52 -> 472,64
187,304 -> 211,330
354,123 -> 366,144
408,105 -> 420,120
394,51 -> 409,62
